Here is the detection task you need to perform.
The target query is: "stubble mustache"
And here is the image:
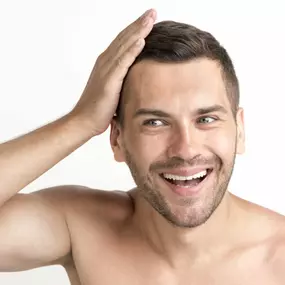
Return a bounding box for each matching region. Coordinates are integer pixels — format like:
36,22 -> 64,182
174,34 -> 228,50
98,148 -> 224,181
149,155 -> 222,172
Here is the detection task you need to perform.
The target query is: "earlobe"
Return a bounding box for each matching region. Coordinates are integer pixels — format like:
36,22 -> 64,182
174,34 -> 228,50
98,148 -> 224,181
110,119 -> 125,162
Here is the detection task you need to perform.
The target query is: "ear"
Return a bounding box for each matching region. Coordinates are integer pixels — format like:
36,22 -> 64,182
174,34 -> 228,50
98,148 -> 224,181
110,119 -> 125,162
236,107 -> 245,154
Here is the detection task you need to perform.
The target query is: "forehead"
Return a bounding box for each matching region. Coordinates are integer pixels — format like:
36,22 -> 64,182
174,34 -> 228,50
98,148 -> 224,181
123,58 -> 230,114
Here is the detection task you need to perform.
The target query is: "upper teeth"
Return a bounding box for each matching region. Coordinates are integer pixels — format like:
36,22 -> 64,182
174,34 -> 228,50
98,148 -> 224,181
163,170 -> 207,181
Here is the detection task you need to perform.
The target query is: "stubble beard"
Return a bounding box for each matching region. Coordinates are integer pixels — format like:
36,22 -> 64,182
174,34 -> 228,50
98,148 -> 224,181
124,147 -> 236,228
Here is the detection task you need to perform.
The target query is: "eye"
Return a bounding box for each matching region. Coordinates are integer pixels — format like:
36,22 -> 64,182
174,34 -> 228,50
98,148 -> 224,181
197,116 -> 217,124
143,119 -> 166,127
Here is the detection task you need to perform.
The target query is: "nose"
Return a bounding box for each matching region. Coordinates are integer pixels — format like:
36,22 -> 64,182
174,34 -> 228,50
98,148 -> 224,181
166,124 -> 202,159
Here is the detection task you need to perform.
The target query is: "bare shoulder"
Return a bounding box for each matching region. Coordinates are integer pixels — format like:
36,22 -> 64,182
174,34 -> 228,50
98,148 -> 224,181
257,205 -> 285,268
35,185 -> 134,222
258,205 -> 285,275
233,194 -> 285,230
233,195 -> 285,269
34,184 -> 135,264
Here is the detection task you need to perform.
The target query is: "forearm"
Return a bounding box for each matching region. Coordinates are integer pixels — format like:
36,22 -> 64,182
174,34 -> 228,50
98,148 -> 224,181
0,112 -> 95,205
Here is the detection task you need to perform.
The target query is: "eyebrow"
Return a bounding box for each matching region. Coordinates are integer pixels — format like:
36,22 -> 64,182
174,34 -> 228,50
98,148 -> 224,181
133,104 -> 228,118
133,109 -> 171,118
195,104 -> 228,115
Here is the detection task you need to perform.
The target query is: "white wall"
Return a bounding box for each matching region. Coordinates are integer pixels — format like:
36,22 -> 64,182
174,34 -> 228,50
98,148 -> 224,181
0,0 -> 284,284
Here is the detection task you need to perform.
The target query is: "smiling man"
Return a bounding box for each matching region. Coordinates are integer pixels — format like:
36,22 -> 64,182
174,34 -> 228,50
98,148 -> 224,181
112,54 -> 242,230
1,9 -> 285,285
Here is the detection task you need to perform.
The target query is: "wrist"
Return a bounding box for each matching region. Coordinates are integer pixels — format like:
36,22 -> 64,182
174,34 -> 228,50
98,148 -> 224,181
63,111 -> 99,139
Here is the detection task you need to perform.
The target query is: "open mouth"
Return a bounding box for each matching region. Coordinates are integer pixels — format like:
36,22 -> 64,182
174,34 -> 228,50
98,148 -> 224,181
160,169 -> 212,188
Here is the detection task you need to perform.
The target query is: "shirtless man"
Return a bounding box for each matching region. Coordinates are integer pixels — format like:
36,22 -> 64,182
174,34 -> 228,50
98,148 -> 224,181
0,8 -> 285,285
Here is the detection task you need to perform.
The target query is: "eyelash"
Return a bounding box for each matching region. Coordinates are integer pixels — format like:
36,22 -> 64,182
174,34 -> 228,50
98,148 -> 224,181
143,116 -> 218,127
197,116 -> 218,124
143,119 -> 167,126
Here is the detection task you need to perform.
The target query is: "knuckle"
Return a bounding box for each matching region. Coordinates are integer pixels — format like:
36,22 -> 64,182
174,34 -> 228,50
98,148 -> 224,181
115,57 -> 123,68
96,52 -> 104,62
113,57 -> 121,68
117,42 -> 126,53
115,31 -> 124,44
96,51 -> 107,64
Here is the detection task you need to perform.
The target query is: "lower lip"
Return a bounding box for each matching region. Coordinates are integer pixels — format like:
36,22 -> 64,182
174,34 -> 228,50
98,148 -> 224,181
161,170 -> 212,197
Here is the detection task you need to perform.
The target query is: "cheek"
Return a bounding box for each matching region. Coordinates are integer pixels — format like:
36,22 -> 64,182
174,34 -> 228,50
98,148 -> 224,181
205,128 -> 237,160
126,132 -> 168,164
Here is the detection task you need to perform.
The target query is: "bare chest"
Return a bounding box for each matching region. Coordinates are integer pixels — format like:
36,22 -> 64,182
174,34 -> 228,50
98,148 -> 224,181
65,240 -> 284,285
64,201 -> 285,285
65,262 -> 283,285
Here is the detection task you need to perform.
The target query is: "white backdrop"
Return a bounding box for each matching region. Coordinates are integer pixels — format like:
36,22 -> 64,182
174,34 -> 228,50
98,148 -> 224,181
0,0 -> 284,284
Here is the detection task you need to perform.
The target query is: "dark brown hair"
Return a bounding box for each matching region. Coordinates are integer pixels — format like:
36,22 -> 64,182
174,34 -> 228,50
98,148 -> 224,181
115,20 -> 239,125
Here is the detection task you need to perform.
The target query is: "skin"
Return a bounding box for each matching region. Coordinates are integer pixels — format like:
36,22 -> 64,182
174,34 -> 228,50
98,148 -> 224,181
1,8 -> 285,285
111,58 -> 241,228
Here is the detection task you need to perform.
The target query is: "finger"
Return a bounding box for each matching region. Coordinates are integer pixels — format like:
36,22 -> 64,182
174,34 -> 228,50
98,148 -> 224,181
114,9 -> 154,45
107,9 -> 156,56
106,38 -> 145,85
115,18 -> 154,61
97,9 -> 156,76
122,9 -> 156,41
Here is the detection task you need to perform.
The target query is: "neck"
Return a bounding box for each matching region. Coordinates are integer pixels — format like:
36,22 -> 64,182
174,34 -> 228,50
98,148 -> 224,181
131,190 -> 240,267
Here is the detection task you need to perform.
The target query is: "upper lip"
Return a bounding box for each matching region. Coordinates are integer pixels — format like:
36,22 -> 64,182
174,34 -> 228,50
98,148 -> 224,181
160,167 -> 213,177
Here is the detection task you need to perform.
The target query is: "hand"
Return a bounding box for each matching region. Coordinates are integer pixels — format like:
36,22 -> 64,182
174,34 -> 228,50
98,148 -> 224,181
71,9 -> 157,136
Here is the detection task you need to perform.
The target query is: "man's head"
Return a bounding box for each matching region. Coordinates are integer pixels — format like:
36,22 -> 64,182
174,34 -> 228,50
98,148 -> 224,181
110,20 -> 245,228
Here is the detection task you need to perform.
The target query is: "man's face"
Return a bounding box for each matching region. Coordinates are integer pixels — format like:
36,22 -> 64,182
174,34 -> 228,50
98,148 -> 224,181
111,58 -> 245,228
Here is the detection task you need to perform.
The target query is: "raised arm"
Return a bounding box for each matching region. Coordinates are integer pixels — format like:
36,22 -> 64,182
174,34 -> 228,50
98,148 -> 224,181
0,9 -> 156,272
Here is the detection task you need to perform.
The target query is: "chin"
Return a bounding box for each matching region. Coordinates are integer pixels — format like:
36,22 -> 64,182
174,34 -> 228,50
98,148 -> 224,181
160,204 -> 217,228
143,183 -> 227,229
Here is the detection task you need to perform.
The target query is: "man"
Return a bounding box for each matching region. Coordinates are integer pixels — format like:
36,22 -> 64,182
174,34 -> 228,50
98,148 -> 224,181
0,8 -> 285,284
